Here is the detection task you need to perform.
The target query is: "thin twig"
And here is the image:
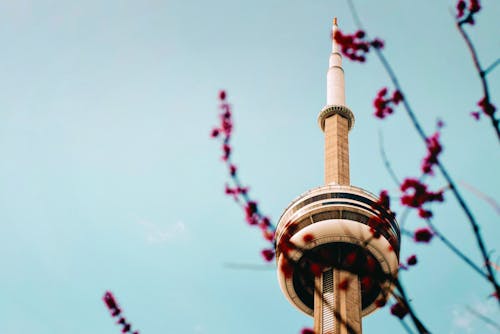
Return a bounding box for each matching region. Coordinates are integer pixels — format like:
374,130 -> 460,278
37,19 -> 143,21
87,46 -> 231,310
485,58 -> 500,76
465,306 -> 500,332
378,130 -> 401,186
394,279 -> 432,334
400,319 -> 416,334
424,218 -> 486,279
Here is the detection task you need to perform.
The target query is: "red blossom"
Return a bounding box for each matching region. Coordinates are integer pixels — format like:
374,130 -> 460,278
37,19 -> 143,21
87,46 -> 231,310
436,119 -> 445,129
301,328 -> 315,334
469,0 -> 481,13
418,208 -> 433,219
390,301 -> 409,319
471,111 -> 481,120
421,132 -> 443,175
377,190 -> 391,209
478,97 -> 496,117
219,90 -> 226,101
333,30 -> 384,62
222,144 -> 231,160
373,87 -> 403,119
457,0 -> 481,24
229,164 -> 237,176
456,0 -> 466,18
414,227 -> 434,243
407,254 -> 418,266
368,216 -> 383,239
278,230 -> 296,256
261,249 -> 275,262
103,291 -> 119,311
262,229 -> 275,242
400,178 -> 444,218
103,291 -> 140,334
245,201 -> 257,216
260,217 -> 271,227
375,298 -> 387,308
392,90 -> 403,104
210,128 -> 220,138
370,38 -> 384,49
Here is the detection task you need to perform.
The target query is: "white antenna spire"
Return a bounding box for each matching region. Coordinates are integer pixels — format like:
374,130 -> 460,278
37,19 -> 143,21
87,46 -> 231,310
327,17 -> 345,106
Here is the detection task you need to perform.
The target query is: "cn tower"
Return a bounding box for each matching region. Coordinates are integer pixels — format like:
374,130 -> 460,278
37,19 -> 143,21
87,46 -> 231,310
275,19 -> 400,334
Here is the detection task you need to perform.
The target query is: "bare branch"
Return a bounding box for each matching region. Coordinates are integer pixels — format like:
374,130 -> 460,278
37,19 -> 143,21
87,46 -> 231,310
378,130 -> 401,186
465,306 -> 500,332
485,58 -> 500,76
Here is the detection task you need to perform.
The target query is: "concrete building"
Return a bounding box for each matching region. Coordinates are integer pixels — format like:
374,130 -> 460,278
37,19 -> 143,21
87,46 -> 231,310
275,19 -> 401,334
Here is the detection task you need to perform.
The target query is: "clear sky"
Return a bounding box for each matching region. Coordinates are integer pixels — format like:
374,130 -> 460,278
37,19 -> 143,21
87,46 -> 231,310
0,0 -> 499,333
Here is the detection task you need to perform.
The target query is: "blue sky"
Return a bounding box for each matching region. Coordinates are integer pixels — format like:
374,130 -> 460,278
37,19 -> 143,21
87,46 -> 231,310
0,0 -> 499,333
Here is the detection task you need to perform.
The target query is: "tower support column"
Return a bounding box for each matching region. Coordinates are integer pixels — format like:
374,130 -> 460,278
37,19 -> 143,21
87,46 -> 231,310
324,114 -> 350,185
314,268 -> 362,334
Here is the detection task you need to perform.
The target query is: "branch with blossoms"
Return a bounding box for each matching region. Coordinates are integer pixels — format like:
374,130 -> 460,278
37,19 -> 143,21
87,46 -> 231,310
103,291 -> 140,334
379,139 -> 492,282
455,0 -> 500,141
211,92 -> 434,334
210,90 -> 276,262
341,0 -> 500,304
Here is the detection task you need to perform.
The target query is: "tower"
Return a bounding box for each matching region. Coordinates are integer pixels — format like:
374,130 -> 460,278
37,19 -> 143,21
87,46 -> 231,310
275,19 -> 400,334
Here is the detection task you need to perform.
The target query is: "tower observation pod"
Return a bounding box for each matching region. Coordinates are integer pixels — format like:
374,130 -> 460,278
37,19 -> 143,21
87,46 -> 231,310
275,18 -> 400,334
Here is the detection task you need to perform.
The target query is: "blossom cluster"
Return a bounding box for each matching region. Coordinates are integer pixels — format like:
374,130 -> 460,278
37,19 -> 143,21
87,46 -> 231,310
103,291 -> 140,334
373,87 -> 403,119
390,300 -> 409,319
211,91 -> 276,262
413,227 -> 434,243
456,0 -> 481,24
421,131 -> 443,175
401,178 -> 444,219
333,30 -> 384,62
